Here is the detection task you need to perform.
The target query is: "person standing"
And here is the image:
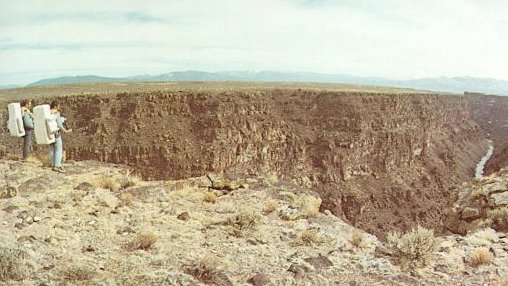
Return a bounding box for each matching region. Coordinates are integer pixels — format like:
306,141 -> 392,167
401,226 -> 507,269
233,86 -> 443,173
20,100 -> 34,161
48,101 -> 72,173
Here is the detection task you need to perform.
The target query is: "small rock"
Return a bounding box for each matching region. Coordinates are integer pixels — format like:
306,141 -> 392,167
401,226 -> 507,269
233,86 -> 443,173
17,210 -> 35,220
82,245 -> 96,252
88,220 -> 96,225
0,185 -> 17,199
288,264 -> 307,280
278,205 -> 300,220
304,255 -> 333,269
247,273 -> 270,286
177,212 -> 190,221
17,235 -> 36,243
74,182 -> 95,192
490,192 -> 508,206
461,207 -> 480,220
33,216 -> 41,222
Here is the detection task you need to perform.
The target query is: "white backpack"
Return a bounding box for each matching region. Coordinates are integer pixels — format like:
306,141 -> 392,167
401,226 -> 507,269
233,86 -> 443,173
7,103 -> 25,137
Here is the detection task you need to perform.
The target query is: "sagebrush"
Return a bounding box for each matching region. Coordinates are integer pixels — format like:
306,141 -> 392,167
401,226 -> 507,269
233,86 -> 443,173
469,247 -> 493,267
225,211 -> 261,237
0,246 -> 30,281
386,225 -> 439,268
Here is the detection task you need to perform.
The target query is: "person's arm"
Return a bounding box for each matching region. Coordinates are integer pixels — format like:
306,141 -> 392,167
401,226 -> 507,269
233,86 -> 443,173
56,114 -> 72,133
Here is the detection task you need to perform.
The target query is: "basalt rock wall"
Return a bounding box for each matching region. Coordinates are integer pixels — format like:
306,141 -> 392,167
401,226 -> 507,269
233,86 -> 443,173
466,93 -> 508,175
1,90 -> 487,235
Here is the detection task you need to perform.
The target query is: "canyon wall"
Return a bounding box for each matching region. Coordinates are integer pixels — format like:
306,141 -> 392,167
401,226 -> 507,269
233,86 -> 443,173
466,92 -> 508,175
1,89 -> 487,236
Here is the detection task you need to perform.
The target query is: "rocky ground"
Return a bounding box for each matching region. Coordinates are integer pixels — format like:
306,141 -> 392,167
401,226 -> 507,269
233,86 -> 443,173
0,158 -> 507,285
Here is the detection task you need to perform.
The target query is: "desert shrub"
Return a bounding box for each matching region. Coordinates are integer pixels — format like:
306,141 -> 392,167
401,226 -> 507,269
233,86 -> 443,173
300,195 -> 322,217
98,177 -> 119,192
0,246 -> 30,281
37,153 -> 52,167
25,154 -> 41,164
263,199 -> 279,214
203,191 -> 218,204
182,257 -> 231,286
60,264 -> 96,282
297,228 -> 323,246
469,247 -> 494,267
131,232 -> 158,250
266,173 -> 279,185
118,192 -> 134,207
487,208 -> 508,230
288,193 -> 322,218
118,175 -> 138,190
0,145 -> 6,159
349,230 -> 365,249
386,225 -> 439,268
225,211 -> 261,237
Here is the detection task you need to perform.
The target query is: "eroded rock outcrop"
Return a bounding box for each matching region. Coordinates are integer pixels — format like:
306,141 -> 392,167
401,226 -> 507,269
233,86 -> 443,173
446,168 -> 508,234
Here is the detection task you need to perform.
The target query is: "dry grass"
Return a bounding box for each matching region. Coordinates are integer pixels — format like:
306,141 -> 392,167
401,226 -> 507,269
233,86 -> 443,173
386,225 -> 439,268
280,192 -> 322,218
487,208 -> 508,225
118,192 -> 134,207
292,194 -> 322,217
97,176 -> 119,192
225,211 -> 261,237
349,230 -> 365,248
4,154 -> 19,161
467,228 -> 499,247
29,150 -> 66,167
203,191 -> 218,204
182,256 -> 231,286
25,154 -> 41,164
263,199 -> 279,214
36,153 -> 52,167
60,264 -> 96,282
266,173 -> 279,185
131,232 -> 158,251
118,174 -> 139,190
0,246 -> 30,281
297,228 -> 323,246
469,247 -> 494,267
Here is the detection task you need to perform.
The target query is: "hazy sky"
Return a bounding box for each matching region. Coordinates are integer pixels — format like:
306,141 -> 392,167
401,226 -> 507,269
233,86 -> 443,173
1,0 -> 507,85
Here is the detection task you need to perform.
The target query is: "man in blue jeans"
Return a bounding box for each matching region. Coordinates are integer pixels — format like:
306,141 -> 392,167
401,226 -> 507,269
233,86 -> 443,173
21,100 -> 34,161
49,101 -> 72,173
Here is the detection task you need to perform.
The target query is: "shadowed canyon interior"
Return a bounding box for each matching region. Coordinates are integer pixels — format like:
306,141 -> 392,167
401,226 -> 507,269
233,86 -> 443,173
2,87 -> 508,236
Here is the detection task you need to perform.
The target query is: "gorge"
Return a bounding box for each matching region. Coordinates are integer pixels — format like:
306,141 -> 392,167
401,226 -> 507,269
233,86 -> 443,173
1,83 -> 507,237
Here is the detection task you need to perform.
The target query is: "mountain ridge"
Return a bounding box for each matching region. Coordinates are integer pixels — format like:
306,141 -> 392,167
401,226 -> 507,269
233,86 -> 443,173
24,71 -> 508,95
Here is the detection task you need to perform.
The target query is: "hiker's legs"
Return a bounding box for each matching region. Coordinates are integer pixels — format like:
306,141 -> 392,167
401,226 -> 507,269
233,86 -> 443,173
49,143 -> 56,167
54,137 -> 63,168
22,130 -> 33,160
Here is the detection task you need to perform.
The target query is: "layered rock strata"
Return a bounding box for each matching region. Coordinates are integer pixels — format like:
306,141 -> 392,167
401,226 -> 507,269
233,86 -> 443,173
1,89 -> 488,235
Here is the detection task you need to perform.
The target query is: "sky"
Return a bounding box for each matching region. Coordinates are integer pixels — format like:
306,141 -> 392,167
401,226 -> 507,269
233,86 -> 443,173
1,0 -> 507,86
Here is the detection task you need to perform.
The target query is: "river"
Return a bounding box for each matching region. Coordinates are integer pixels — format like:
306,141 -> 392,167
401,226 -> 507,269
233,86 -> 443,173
475,140 -> 494,179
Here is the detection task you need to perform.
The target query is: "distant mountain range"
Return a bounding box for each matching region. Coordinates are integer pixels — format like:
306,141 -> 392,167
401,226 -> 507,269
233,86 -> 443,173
7,71 -> 508,95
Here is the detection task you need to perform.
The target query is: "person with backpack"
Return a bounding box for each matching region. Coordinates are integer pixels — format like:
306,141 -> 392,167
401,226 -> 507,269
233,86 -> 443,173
20,100 -> 34,161
48,101 -> 72,173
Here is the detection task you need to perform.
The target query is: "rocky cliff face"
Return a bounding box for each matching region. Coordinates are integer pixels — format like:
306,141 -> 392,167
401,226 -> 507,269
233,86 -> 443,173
466,92 -> 508,175
446,167 -> 508,235
0,88 -> 488,236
